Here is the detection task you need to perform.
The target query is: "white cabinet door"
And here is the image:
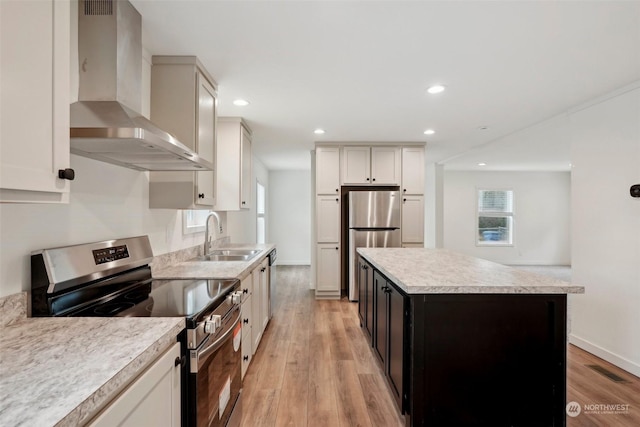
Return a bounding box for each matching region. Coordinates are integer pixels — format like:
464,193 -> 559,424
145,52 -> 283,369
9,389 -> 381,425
241,293 -> 252,380
371,147 -> 401,185
401,146 -> 425,194
402,195 -> 425,244
240,126 -> 252,209
88,343 -> 181,427
0,0 -> 71,203
149,57 -> 218,209
316,196 -> 340,243
316,244 -> 341,293
342,146 -> 371,184
195,73 -> 216,206
316,146 -> 341,195
260,259 -> 269,331
251,267 -> 262,354
214,118 -> 252,211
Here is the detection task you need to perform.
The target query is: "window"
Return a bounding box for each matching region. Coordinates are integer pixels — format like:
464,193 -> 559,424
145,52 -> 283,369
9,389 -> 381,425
256,181 -> 266,244
477,189 -> 513,246
182,210 -> 210,234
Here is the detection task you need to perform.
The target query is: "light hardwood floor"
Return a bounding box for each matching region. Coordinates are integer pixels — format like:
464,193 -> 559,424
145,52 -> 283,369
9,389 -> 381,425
241,266 -> 639,427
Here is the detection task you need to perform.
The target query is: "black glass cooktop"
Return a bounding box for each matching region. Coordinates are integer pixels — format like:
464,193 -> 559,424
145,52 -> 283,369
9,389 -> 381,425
71,277 -> 239,324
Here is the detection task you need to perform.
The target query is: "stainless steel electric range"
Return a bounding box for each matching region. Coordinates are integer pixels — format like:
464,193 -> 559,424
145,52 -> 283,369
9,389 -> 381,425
30,236 -> 243,427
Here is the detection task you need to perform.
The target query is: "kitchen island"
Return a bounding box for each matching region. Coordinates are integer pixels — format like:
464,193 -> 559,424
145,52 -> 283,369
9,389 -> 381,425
356,248 -> 584,427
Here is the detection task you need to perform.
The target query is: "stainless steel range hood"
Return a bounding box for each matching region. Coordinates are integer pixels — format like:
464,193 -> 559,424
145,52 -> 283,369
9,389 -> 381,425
70,0 -> 213,171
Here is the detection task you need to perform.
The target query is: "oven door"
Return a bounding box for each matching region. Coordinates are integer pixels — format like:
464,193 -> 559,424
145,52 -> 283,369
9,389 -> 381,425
188,306 -> 242,427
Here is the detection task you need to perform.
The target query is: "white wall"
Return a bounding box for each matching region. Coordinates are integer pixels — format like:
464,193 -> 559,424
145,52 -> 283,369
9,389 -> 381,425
0,3 -> 228,298
227,156 -> 269,244
269,170 -> 311,265
569,85 -> 640,376
443,171 -> 571,265
0,155 -> 228,297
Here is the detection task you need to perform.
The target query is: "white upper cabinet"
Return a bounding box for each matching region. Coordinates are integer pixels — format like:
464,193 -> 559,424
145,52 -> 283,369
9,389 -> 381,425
215,117 -> 252,211
0,0 -> 72,203
342,146 -> 401,185
315,146 -> 341,195
342,146 -> 371,184
149,56 -> 217,209
402,146 -> 425,195
371,147 -> 401,185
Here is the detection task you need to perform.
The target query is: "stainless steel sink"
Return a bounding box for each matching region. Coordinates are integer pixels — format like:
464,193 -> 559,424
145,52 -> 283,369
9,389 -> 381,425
194,249 -> 261,262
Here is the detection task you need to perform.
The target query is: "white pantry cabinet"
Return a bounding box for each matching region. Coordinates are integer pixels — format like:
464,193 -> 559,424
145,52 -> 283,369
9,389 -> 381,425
401,146 -> 425,195
149,56 -> 217,209
342,146 -> 401,185
402,195 -> 425,244
0,0 -> 72,203
214,117 -> 252,211
315,146 -> 341,195
88,343 -> 181,427
316,244 -> 341,299
316,196 -> 341,243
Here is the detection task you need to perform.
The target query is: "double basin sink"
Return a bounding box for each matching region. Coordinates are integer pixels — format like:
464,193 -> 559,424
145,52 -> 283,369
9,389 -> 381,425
194,249 -> 261,262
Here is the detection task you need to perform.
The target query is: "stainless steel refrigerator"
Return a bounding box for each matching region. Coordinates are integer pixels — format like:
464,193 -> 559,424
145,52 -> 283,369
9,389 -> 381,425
348,190 -> 401,301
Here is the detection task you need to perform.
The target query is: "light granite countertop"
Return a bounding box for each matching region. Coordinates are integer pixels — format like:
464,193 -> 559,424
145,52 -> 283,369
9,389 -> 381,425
0,316 -> 184,427
357,248 -> 585,294
153,243 -> 275,281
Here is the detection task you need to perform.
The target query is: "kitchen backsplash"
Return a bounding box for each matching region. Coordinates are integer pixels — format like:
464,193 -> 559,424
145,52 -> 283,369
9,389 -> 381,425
0,293 -> 27,326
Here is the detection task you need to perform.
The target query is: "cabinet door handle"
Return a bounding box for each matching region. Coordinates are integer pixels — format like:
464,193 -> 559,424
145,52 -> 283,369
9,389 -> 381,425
372,178 -> 376,182
243,355 -> 249,361
261,267 -> 266,272
58,168 -> 75,181
335,198 -> 339,202
198,193 -> 205,199
403,198 -> 407,202
335,188 -> 339,193
403,188 -> 407,192
335,247 -> 339,250
366,177 -> 370,181
242,201 -> 246,205
243,318 -> 249,324
174,356 -> 185,367
243,288 -> 248,294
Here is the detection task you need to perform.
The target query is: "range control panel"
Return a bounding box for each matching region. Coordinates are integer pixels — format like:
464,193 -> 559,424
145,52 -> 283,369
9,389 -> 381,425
92,245 -> 130,265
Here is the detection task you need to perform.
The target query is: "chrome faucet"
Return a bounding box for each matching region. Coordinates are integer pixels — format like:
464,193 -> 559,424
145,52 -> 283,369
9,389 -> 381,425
204,211 -> 222,256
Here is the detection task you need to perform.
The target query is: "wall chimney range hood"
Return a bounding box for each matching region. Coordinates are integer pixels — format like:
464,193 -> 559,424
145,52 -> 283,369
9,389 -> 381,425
70,0 -> 213,172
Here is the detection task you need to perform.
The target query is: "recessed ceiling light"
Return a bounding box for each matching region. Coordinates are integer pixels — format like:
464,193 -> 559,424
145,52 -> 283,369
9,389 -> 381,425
423,129 -> 435,135
427,85 -> 446,94
478,162 -> 487,166
233,99 -> 250,107
314,129 -> 325,135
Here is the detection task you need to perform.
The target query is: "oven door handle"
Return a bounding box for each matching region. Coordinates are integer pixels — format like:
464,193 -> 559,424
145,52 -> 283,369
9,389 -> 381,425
190,306 -> 241,373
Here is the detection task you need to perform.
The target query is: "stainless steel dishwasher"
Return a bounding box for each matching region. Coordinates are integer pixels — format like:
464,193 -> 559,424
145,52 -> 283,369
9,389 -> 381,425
268,248 -> 277,318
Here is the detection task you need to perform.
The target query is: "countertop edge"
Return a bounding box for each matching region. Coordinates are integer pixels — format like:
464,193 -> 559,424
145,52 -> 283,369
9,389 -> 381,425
359,248 -> 586,295
56,320 -> 184,427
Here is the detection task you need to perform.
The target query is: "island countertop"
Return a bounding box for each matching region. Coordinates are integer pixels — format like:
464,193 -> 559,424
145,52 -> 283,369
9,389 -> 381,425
357,247 -> 585,294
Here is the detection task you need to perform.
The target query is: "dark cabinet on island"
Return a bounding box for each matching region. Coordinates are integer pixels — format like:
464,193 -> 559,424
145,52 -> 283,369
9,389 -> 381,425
357,248 -> 584,427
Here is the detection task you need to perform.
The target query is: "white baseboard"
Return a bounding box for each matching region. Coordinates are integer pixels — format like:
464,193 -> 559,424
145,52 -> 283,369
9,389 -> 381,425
569,334 -> 640,377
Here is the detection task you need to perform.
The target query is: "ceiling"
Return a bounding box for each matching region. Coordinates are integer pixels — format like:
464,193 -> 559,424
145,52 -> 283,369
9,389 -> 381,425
131,0 -> 640,171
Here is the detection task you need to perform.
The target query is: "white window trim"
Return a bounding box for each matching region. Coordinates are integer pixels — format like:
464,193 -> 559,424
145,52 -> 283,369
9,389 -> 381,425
475,188 -> 514,247
182,210 -> 210,235
256,180 -> 266,244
